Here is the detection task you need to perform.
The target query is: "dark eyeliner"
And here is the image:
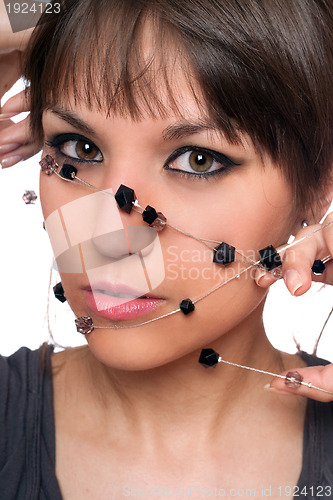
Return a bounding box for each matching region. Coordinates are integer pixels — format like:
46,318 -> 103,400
164,145 -> 241,179
44,133 -> 103,163
45,133 -> 91,148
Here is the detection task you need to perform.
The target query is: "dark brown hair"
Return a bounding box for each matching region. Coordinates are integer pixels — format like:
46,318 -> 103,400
24,0 -> 333,211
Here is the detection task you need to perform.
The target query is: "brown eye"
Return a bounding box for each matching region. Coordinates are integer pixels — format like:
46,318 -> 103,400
76,141 -> 100,160
189,151 -> 213,172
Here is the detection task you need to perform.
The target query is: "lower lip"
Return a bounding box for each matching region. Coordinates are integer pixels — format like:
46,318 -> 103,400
85,290 -> 165,321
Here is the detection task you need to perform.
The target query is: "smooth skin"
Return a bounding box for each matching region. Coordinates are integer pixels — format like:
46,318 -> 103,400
0,11 -> 333,499
40,94 -> 331,498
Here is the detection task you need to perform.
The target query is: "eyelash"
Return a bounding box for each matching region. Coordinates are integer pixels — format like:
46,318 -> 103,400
164,146 -> 240,180
44,134 -> 239,180
44,133 -> 103,166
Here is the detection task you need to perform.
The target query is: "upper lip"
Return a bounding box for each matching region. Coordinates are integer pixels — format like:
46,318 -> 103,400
84,281 -> 163,299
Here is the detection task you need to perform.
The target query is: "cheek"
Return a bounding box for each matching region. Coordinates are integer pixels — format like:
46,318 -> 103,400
185,167 -> 293,254
40,172 -> 82,220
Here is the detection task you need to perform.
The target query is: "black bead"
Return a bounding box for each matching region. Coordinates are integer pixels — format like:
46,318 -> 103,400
311,259 -> 326,275
198,348 -> 220,368
53,282 -> 66,303
213,242 -> 236,266
180,298 -> 195,315
258,245 -> 282,271
59,164 -> 77,180
115,184 -> 136,214
142,205 -> 158,224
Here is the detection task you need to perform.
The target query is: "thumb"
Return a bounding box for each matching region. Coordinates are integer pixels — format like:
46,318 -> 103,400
265,364 -> 333,402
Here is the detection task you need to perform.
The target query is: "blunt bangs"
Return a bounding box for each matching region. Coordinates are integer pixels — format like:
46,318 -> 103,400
24,0 -> 333,210
24,0 -> 210,136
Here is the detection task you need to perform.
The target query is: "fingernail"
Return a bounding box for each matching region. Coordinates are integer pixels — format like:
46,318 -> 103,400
1,155 -> 23,168
283,269 -> 303,296
0,113 -> 17,120
255,269 -> 266,287
0,143 -> 21,154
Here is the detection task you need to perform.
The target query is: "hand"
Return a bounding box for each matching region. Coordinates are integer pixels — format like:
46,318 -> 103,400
255,212 -> 333,294
0,0 -> 39,168
0,87 -> 40,168
256,212 -> 333,401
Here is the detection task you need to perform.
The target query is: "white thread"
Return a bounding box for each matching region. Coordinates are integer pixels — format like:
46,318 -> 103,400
46,159 -> 333,334
218,358 -> 333,395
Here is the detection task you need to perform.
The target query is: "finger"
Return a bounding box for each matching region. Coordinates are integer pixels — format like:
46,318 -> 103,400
0,142 -> 40,168
0,116 -> 41,166
254,267 -> 279,288
254,215 -> 333,290
1,88 -> 30,114
266,364 -> 333,402
280,216 -> 333,296
0,116 -> 30,145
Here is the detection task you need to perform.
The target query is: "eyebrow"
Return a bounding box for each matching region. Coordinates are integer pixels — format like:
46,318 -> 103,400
49,107 -> 96,136
162,122 -> 217,141
48,107 -> 216,142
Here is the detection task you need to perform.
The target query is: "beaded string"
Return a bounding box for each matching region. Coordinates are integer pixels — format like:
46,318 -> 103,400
40,155 -> 332,330
42,155 -> 333,396
197,349 -> 333,396
219,359 -> 333,394
40,155 -> 269,271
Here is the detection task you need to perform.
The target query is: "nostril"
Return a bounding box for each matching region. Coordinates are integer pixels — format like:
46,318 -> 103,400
91,228 -> 129,259
127,226 -> 159,256
91,226 -> 158,259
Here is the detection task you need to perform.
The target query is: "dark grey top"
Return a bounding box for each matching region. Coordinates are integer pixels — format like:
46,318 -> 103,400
0,346 -> 332,499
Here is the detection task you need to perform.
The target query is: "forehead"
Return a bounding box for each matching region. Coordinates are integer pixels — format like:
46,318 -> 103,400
42,9 -> 208,123
51,60 -> 208,126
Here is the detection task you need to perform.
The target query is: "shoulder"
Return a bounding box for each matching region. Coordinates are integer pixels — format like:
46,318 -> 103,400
0,344 -> 54,495
0,344 -> 53,399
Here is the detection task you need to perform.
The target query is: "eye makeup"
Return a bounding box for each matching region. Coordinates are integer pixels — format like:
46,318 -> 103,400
165,145 -> 241,179
45,132 -> 241,181
45,133 -> 104,164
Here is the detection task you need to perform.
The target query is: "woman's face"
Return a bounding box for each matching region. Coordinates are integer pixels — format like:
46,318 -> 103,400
40,83 -> 296,370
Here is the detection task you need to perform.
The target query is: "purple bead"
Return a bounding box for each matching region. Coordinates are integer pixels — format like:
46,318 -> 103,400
40,155 -> 58,175
75,316 -> 94,334
150,212 -> 167,232
285,370 -> 303,388
22,190 -> 37,204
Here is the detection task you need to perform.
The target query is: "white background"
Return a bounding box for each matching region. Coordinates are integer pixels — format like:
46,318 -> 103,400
1,82 -> 332,359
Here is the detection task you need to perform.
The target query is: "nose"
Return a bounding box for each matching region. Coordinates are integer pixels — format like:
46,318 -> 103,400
90,188 -> 158,260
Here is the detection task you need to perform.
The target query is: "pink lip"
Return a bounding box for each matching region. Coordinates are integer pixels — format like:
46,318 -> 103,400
84,282 -> 165,321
